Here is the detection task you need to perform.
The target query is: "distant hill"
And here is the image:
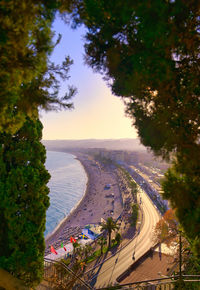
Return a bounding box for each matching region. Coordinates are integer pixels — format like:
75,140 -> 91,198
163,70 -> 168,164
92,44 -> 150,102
42,138 -> 146,152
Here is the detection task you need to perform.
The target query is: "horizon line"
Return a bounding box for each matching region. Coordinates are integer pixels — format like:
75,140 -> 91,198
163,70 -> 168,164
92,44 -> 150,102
42,137 -> 139,141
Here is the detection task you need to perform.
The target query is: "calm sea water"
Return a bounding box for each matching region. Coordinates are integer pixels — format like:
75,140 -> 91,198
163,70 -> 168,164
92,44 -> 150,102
44,151 -> 87,237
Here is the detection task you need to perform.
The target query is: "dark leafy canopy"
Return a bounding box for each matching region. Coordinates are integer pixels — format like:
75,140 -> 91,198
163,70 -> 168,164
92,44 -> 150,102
0,0 -> 76,285
162,155 -> 200,255
65,0 -> 200,157
62,0 -> 200,254
0,0 -> 76,134
0,117 -> 50,286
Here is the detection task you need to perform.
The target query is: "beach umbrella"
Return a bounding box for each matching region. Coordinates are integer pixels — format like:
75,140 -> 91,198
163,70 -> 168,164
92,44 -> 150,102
81,233 -> 88,239
61,242 -> 67,251
50,245 -> 57,255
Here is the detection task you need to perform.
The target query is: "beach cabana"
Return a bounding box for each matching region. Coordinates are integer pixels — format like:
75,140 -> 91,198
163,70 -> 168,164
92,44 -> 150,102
82,224 -> 102,240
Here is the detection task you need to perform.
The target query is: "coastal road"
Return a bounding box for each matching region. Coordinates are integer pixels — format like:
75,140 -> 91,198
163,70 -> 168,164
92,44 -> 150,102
88,187 -> 161,288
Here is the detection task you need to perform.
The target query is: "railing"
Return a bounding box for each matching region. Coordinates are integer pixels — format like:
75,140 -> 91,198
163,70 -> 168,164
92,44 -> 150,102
43,258 -> 200,290
96,275 -> 200,289
44,257 -> 92,289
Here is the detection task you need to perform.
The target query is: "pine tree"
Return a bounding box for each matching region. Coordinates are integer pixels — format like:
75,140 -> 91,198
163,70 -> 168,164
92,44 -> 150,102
0,1 -> 76,285
0,117 -> 50,286
0,0 -> 75,134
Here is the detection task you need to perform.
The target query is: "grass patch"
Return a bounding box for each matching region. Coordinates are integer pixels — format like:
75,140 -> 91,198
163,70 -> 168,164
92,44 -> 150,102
85,241 -> 119,264
86,247 -> 106,263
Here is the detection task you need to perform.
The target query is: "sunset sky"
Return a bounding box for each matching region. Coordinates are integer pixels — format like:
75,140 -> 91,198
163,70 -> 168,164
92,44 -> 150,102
41,16 -> 138,140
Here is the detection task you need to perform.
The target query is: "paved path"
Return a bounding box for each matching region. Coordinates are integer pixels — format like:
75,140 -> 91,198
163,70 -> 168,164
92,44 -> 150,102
88,188 -> 161,288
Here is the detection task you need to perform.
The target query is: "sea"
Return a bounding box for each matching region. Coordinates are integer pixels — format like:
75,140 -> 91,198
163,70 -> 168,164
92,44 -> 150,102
44,151 -> 88,237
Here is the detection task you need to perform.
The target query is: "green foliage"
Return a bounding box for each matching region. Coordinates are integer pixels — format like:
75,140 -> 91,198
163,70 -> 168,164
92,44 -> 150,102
98,236 -> 107,255
162,159 -> 200,256
115,232 -> 121,245
0,117 -> 50,286
183,255 -> 200,290
64,0 -> 200,255
86,240 -> 119,263
83,244 -> 93,260
60,258 -> 71,267
0,1 -> 76,286
85,248 -> 104,263
0,0 -> 75,134
118,166 -> 138,200
101,217 -> 119,248
131,203 -> 139,227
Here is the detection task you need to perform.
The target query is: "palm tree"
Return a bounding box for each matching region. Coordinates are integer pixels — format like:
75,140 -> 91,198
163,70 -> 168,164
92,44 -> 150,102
73,242 -> 80,257
101,217 -> 119,248
76,245 -> 83,261
98,236 -> 107,255
83,244 -> 93,261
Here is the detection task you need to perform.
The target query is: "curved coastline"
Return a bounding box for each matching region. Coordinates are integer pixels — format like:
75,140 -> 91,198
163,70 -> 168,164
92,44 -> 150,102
45,153 -> 89,241
45,151 -> 123,252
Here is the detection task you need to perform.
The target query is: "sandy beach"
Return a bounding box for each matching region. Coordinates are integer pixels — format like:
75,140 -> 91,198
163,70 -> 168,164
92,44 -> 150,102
45,152 -> 123,254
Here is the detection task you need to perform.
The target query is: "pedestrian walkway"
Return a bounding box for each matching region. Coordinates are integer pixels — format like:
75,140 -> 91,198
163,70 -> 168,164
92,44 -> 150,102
45,238 -> 92,260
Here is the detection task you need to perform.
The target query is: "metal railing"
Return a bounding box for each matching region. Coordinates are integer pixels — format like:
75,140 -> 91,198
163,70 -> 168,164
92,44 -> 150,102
96,275 -> 200,289
43,257 -> 200,290
44,257 -> 92,289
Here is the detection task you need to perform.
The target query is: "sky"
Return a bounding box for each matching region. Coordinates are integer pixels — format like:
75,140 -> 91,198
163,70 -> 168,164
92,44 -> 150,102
41,16 -> 138,140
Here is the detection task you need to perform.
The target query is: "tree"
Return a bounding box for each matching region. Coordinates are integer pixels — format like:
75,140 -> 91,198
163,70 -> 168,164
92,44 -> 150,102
0,1 -> 76,286
101,217 -> 119,249
63,0 -> 200,255
153,209 -> 178,246
0,117 -> 50,286
83,244 -> 93,260
115,232 -> 122,246
98,236 -> 107,255
153,209 -> 191,288
0,0 -> 76,134
183,255 -> 200,290
73,241 -> 80,256
131,203 -> 139,227
162,159 -> 200,255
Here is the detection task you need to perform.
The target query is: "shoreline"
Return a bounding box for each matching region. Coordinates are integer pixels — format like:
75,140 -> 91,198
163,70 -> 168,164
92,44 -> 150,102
45,152 -> 90,249
45,153 -> 88,241
45,151 -> 123,252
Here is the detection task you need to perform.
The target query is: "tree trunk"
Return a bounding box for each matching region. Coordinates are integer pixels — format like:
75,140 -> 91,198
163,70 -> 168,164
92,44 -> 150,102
108,233 -> 111,249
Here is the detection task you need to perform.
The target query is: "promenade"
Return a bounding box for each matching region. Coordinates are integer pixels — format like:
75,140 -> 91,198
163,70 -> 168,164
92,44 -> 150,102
45,153 -> 123,254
